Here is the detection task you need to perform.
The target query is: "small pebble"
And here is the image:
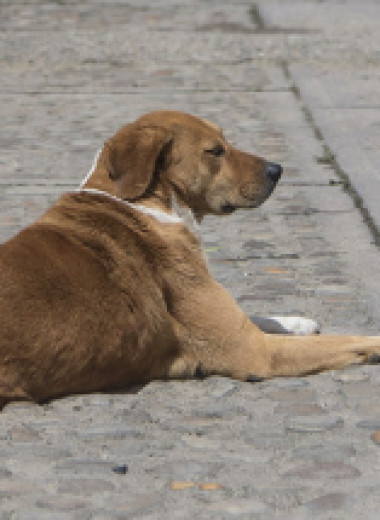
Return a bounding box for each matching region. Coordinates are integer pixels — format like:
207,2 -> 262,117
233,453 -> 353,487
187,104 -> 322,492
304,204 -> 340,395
171,481 -> 195,490
112,464 -> 128,475
199,482 -> 223,491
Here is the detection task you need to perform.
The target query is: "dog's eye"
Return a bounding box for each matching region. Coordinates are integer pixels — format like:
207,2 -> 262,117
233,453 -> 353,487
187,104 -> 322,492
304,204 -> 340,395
205,144 -> 225,158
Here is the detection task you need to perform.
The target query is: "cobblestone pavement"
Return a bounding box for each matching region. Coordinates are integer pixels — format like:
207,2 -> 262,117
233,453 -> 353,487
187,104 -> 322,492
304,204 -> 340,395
1,1 -> 380,518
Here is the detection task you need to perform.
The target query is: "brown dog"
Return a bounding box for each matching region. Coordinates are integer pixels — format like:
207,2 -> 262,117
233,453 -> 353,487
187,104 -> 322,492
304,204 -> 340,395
0,110 -> 379,408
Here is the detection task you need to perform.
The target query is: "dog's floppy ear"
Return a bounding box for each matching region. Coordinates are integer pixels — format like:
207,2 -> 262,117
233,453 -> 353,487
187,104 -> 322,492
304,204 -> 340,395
105,124 -> 173,201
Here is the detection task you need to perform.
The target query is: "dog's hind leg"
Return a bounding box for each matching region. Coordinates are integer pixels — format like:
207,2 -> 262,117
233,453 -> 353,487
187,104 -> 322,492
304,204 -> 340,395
0,374 -> 31,410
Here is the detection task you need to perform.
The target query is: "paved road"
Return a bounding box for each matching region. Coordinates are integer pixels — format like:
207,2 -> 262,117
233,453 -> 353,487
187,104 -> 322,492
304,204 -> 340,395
0,1 -> 380,518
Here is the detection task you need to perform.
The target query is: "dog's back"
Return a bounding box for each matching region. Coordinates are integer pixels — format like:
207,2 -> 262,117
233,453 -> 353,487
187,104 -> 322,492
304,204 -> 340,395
0,192 -> 181,405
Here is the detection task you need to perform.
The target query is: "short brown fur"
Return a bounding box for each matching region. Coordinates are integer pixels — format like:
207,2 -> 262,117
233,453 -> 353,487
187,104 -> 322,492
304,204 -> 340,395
0,110 -> 379,408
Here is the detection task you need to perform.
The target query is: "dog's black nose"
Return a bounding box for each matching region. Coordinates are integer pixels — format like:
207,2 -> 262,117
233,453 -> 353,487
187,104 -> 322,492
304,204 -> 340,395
265,162 -> 282,183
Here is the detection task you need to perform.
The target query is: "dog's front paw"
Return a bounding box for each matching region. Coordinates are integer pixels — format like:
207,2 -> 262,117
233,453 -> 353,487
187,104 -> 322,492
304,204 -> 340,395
270,316 -> 321,335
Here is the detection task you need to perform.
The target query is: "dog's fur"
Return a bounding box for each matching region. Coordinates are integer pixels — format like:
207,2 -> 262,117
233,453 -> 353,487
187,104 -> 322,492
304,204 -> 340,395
0,110 -> 379,408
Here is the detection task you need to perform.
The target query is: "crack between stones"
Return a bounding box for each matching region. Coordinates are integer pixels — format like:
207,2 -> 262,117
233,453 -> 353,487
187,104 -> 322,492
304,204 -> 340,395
250,5 -> 380,245
279,59 -> 380,248
249,6 -> 380,241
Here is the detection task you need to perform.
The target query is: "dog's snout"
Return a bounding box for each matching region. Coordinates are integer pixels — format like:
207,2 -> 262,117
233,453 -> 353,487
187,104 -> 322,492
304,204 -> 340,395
265,162 -> 282,183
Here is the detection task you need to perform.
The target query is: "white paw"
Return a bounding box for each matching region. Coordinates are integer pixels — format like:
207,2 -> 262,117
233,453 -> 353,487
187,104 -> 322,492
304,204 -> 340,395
270,316 -> 321,335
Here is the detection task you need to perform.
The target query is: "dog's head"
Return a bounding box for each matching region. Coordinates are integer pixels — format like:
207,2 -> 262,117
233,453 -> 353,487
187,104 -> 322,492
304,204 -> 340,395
86,110 -> 282,220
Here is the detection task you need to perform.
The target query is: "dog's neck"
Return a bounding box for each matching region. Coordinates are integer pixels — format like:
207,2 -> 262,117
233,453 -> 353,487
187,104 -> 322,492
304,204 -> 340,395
78,187 -> 201,238
79,150 -> 201,236
78,187 -> 180,223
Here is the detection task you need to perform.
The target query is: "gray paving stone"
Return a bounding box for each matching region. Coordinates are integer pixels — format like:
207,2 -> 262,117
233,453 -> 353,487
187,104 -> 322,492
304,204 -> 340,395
269,378 -> 309,389
356,419 -> 380,430
8,425 -> 42,443
304,492 -> 352,513
75,428 -> 143,441
11,511 -> 78,520
55,459 -> 117,475
206,498 -> 269,516
284,461 -> 361,480
96,492 -> 161,516
244,431 -> 294,450
35,495 -> 89,511
292,443 -> 356,463
0,479 -> 39,496
58,478 -> 116,495
265,387 -> 317,403
333,371 -> 370,383
285,416 -> 344,433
